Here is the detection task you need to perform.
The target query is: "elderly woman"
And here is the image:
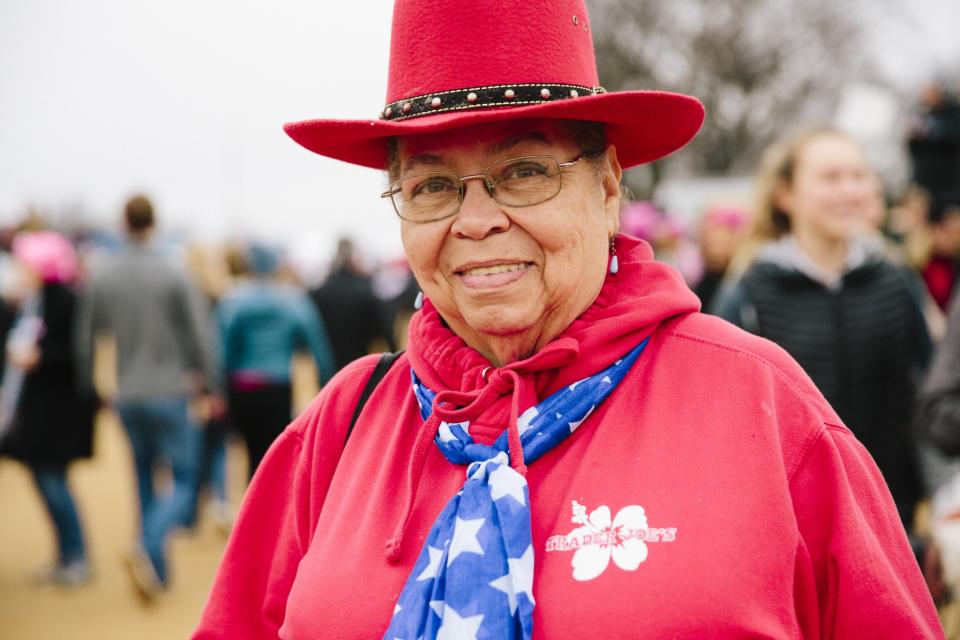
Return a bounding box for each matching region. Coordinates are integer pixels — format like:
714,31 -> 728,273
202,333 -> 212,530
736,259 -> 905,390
195,1 -> 941,638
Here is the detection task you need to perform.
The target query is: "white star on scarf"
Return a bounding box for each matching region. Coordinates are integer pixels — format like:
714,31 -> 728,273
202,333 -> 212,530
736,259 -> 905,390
489,573 -> 518,615
517,406 -> 539,436
447,517 -> 485,565
438,422 -> 457,443
568,405 -> 595,433
509,545 -> 535,605
434,604 -> 484,640
489,464 -> 527,506
416,546 -> 443,581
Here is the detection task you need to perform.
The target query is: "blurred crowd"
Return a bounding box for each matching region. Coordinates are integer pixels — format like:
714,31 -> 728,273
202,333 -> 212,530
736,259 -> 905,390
2,79 -> 960,626
0,197 -> 413,599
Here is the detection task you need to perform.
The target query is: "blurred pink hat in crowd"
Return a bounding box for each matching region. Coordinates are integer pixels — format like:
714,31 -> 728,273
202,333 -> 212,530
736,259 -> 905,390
660,216 -> 689,240
620,201 -> 662,241
12,231 -> 78,284
703,204 -> 750,230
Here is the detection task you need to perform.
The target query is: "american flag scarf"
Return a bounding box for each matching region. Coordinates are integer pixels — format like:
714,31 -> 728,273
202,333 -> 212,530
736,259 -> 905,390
384,339 -> 648,640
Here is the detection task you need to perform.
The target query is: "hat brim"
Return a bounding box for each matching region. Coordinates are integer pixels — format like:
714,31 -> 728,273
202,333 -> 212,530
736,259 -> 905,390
284,91 -> 704,170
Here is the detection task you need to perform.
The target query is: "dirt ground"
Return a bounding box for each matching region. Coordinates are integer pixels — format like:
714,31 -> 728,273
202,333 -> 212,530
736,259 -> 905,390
0,407 -> 249,640
0,346 -> 321,640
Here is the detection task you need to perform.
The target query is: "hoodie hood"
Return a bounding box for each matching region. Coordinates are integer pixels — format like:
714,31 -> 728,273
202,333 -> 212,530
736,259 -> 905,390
407,233 -> 700,404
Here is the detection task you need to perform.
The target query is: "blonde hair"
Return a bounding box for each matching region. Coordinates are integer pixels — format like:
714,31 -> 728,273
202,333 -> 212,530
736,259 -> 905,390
728,127 -> 852,276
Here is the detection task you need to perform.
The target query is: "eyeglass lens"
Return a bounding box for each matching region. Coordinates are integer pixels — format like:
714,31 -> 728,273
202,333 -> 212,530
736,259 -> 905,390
390,156 -> 563,222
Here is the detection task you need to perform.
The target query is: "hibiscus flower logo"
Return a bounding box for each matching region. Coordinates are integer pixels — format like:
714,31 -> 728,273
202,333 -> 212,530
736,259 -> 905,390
544,500 -> 677,581
566,500 -> 650,582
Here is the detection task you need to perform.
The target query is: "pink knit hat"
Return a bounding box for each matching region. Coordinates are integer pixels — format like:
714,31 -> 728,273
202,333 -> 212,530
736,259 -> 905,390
12,231 -> 79,284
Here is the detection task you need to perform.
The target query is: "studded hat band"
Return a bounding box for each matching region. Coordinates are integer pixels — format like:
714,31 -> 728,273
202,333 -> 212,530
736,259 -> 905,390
380,83 -> 606,121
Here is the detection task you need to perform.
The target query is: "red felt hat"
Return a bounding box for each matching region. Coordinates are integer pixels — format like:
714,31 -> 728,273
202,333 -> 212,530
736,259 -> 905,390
284,0 -> 704,170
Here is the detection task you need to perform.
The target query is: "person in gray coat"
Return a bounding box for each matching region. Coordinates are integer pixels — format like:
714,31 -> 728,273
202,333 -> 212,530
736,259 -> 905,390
75,195 -> 220,600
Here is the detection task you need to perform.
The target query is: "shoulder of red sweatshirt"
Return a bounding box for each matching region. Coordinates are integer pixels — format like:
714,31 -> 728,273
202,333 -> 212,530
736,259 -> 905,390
194,235 -> 942,639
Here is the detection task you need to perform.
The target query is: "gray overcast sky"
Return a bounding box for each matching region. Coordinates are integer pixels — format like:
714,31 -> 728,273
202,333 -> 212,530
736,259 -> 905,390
0,0 -> 400,258
1,0 -> 959,261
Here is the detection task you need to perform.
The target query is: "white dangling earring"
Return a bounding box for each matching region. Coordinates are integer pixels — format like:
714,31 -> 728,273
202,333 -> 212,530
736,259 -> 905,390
609,237 -> 619,275
414,290 -> 424,310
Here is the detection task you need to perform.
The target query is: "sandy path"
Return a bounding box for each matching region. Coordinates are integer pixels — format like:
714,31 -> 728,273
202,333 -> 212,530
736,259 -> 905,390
0,407 -> 248,640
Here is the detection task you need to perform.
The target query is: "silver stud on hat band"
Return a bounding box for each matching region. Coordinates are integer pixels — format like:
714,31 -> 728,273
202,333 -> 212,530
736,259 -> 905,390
379,83 -> 605,121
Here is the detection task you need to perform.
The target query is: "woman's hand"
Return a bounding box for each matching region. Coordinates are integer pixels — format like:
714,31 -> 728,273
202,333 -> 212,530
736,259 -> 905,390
7,344 -> 41,372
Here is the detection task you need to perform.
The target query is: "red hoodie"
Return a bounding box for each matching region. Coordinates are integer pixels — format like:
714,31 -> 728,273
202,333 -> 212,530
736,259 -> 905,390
195,235 -> 942,639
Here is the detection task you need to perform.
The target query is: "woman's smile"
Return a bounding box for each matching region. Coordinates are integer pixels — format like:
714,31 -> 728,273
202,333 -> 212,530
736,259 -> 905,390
454,261 -> 534,289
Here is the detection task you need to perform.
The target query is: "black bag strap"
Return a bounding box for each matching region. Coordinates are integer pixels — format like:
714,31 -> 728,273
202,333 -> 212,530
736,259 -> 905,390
345,351 -> 405,444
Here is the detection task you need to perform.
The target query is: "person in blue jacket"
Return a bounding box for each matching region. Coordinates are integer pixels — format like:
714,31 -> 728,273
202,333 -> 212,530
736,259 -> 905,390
219,244 -> 335,479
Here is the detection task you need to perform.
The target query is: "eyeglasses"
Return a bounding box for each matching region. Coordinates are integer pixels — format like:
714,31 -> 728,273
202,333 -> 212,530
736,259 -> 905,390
380,155 -> 582,223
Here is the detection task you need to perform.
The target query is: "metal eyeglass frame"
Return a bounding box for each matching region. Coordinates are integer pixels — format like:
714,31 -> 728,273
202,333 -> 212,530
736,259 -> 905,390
380,154 -> 583,223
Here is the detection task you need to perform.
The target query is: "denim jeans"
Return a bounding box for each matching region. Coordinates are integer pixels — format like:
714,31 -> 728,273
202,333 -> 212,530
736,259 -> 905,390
183,417 -> 229,528
29,463 -> 87,567
117,396 -> 199,584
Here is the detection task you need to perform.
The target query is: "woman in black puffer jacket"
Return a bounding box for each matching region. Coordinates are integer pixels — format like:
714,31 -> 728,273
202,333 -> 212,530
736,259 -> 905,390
717,129 -> 931,530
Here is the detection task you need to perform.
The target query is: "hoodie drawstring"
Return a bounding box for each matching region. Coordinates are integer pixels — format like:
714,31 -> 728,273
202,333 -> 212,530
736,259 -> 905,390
386,339 -> 579,562
385,410 -> 443,562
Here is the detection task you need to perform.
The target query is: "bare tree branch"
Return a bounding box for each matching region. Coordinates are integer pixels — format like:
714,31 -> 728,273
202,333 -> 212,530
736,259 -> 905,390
588,0 -> 884,192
